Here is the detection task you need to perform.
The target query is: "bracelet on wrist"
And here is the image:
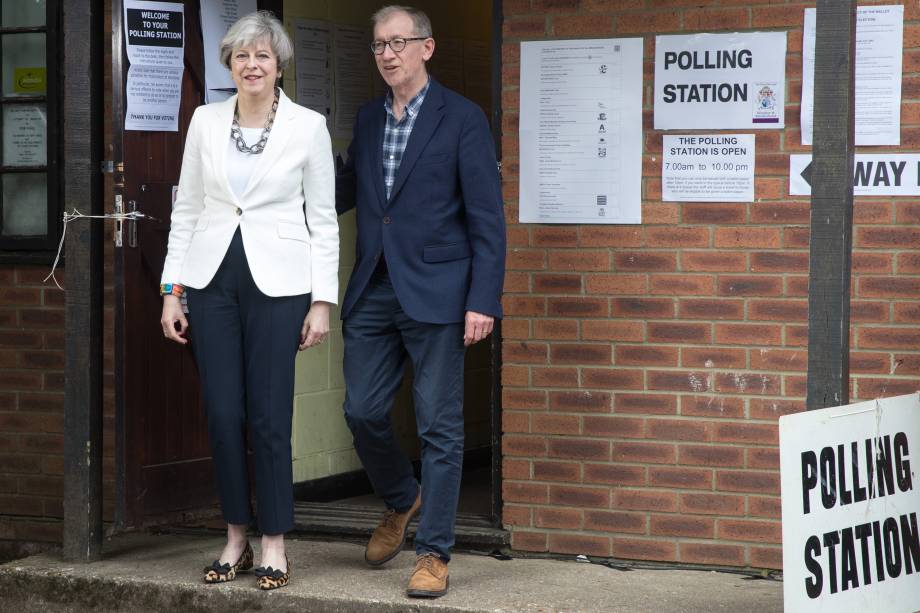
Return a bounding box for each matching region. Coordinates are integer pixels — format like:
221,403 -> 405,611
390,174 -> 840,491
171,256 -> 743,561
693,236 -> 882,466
160,283 -> 185,297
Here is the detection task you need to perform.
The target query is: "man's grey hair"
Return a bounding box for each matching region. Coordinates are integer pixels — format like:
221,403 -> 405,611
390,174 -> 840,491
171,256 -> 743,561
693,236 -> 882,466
372,5 -> 433,38
219,10 -> 293,72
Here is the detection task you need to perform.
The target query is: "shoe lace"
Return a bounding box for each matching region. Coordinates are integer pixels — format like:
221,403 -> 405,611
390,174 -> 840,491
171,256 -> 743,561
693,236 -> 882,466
416,552 -> 439,573
379,508 -> 400,532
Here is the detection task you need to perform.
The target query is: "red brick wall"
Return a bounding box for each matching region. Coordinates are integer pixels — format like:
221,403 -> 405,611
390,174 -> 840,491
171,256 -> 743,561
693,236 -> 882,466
500,0 -> 920,569
0,266 -> 65,542
0,6 -> 116,544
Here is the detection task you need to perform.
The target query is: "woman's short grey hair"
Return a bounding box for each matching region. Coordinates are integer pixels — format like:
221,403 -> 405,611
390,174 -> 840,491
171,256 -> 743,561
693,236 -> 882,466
219,10 -> 293,72
372,5 -> 433,38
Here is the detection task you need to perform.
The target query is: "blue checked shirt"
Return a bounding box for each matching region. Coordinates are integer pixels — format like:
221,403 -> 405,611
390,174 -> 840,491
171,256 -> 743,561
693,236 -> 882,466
383,79 -> 430,200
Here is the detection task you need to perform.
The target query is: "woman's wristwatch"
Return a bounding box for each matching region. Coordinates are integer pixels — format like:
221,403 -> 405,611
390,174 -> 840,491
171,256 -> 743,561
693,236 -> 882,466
160,283 -> 185,297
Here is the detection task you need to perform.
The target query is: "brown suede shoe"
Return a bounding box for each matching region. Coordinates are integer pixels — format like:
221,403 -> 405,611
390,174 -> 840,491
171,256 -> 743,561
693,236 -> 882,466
365,492 -> 421,566
406,552 -> 449,598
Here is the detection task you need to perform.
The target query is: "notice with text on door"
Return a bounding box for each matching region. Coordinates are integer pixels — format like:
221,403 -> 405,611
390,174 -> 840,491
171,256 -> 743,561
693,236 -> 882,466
123,0 -> 184,131
518,39 -> 643,224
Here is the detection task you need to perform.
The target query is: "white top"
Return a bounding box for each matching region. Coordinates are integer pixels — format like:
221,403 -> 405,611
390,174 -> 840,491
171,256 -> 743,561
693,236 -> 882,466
226,127 -> 262,198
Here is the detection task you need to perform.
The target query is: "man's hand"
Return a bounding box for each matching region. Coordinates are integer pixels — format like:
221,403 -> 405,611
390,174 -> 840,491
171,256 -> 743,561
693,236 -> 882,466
464,310 -> 494,347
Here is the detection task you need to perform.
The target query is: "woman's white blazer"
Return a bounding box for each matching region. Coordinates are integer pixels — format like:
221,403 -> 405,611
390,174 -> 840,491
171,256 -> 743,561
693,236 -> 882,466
160,91 -> 338,302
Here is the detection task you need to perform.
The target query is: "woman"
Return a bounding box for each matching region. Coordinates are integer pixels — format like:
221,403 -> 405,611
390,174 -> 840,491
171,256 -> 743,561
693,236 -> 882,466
159,11 -> 338,590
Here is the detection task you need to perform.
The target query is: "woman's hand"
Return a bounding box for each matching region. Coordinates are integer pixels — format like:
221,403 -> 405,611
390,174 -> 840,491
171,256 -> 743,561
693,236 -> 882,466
299,301 -> 331,350
160,295 -> 189,344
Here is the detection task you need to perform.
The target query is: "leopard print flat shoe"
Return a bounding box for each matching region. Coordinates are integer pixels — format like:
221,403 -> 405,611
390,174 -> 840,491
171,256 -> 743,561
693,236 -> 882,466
203,541 -> 254,583
254,555 -> 291,590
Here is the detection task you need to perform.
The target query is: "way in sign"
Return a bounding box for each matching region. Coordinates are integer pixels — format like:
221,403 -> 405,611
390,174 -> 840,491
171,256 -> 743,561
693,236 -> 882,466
800,160 -> 912,188
854,161 -> 907,187
802,160 -> 911,188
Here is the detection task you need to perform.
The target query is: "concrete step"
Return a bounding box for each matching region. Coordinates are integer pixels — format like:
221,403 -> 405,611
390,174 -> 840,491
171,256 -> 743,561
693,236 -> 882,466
0,533 -> 784,612
291,502 -> 510,548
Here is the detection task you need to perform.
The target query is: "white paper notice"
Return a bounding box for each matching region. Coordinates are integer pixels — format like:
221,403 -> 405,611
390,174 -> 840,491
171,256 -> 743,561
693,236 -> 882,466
801,6 -> 903,146
293,19 -> 331,124
199,0 -> 257,104
3,104 -> 46,166
333,25 -> 372,140
519,39 -> 644,224
123,1 -> 184,131
654,32 -> 786,130
662,135 -> 754,202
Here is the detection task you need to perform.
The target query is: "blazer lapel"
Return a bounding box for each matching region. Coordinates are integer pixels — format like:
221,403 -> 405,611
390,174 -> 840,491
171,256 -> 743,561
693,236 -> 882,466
370,103 -> 387,211
211,94 -> 238,204
241,90 -> 295,200
386,80 -> 445,206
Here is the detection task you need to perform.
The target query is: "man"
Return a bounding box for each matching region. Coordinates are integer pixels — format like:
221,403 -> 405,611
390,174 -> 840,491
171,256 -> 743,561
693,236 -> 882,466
335,4 -> 505,600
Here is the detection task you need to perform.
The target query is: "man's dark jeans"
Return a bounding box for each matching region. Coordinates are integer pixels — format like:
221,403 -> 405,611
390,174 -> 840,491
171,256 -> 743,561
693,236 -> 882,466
342,270 -> 465,561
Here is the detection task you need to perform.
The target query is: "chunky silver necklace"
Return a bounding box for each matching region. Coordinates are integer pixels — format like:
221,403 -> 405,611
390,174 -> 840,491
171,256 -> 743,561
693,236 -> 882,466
230,89 -> 279,154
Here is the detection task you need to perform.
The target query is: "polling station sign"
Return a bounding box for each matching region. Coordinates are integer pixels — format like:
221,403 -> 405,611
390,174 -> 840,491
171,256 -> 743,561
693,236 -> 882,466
654,32 -> 786,130
780,393 -> 920,612
662,134 -> 754,202
790,154 -> 920,196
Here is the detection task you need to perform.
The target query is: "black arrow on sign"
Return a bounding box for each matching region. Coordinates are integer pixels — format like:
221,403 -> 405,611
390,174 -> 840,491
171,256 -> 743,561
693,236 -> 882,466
800,161 -> 813,187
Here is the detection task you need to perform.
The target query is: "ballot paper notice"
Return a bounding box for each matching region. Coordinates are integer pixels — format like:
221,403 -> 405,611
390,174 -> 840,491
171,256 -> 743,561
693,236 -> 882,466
519,39 -> 643,224
801,5 -> 904,146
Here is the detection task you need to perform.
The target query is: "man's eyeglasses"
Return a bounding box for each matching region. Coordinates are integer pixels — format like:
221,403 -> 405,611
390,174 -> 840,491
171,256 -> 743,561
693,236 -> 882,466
370,37 -> 428,55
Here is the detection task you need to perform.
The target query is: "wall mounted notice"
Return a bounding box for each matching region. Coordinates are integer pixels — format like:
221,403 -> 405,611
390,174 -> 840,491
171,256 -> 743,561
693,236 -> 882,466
801,6 -> 903,146
790,154 -> 920,196
333,25 -> 373,140
654,32 -> 786,130
199,0 -> 257,104
519,38 -> 643,224
123,0 -> 184,131
662,135 -> 754,202
3,105 -> 46,166
292,19 -> 332,125
779,393 -> 920,613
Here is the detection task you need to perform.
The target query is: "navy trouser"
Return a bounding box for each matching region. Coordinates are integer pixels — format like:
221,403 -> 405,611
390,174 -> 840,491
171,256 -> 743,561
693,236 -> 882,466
186,229 -> 310,535
342,269 -> 466,561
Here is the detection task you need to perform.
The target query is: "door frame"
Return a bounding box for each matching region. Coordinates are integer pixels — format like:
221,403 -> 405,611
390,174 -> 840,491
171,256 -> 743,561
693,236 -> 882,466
488,0 -> 504,529
111,0 -> 128,530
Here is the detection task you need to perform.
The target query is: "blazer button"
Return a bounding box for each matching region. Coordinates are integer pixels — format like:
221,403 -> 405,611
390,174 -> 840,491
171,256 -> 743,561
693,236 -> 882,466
382,216 -> 391,225
235,207 -> 242,216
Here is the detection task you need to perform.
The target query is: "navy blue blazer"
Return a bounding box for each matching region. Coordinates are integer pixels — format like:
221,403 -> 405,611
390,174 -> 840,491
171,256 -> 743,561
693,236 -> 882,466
336,79 -> 506,325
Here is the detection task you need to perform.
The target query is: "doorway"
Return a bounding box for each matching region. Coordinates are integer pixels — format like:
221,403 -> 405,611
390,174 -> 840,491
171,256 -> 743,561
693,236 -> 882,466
112,0 -> 504,546
280,0 -> 504,544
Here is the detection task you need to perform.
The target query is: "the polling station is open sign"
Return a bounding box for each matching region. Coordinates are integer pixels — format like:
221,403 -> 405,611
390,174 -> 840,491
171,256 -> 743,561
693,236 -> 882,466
780,393 -> 920,612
